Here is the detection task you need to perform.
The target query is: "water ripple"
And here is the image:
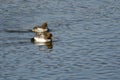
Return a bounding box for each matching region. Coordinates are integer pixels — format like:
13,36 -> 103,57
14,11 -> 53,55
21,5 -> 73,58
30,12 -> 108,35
0,0 -> 120,80
4,29 -> 32,33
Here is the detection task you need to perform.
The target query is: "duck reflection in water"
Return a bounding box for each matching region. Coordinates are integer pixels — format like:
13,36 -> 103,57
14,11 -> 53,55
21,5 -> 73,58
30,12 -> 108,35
31,22 -> 53,49
32,41 -> 53,49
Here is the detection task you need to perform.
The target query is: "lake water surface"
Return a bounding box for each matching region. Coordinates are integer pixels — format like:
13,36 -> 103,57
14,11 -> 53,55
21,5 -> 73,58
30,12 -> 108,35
0,0 -> 120,80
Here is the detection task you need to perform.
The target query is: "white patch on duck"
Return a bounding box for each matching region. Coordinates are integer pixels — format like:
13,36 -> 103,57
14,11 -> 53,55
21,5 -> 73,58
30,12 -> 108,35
33,37 -> 51,42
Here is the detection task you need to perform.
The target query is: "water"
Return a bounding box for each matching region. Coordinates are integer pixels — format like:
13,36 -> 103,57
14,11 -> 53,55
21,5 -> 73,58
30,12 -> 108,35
0,0 -> 120,80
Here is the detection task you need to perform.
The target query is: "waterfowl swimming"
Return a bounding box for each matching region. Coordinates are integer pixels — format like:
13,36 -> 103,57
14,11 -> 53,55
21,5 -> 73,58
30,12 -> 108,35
31,31 -> 52,43
32,22 -> 49,33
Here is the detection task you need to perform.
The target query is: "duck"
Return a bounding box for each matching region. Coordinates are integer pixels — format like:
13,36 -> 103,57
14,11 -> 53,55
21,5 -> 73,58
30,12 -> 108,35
32,22 -> 49,33
31,31 -> 52,43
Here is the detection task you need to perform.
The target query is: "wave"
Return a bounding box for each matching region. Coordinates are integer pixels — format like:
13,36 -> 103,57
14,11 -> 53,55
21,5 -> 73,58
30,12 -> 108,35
3,29 -> 32,33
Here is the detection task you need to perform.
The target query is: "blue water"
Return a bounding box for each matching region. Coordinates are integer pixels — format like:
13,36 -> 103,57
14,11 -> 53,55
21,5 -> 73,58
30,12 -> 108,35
0,0 -> 120,80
